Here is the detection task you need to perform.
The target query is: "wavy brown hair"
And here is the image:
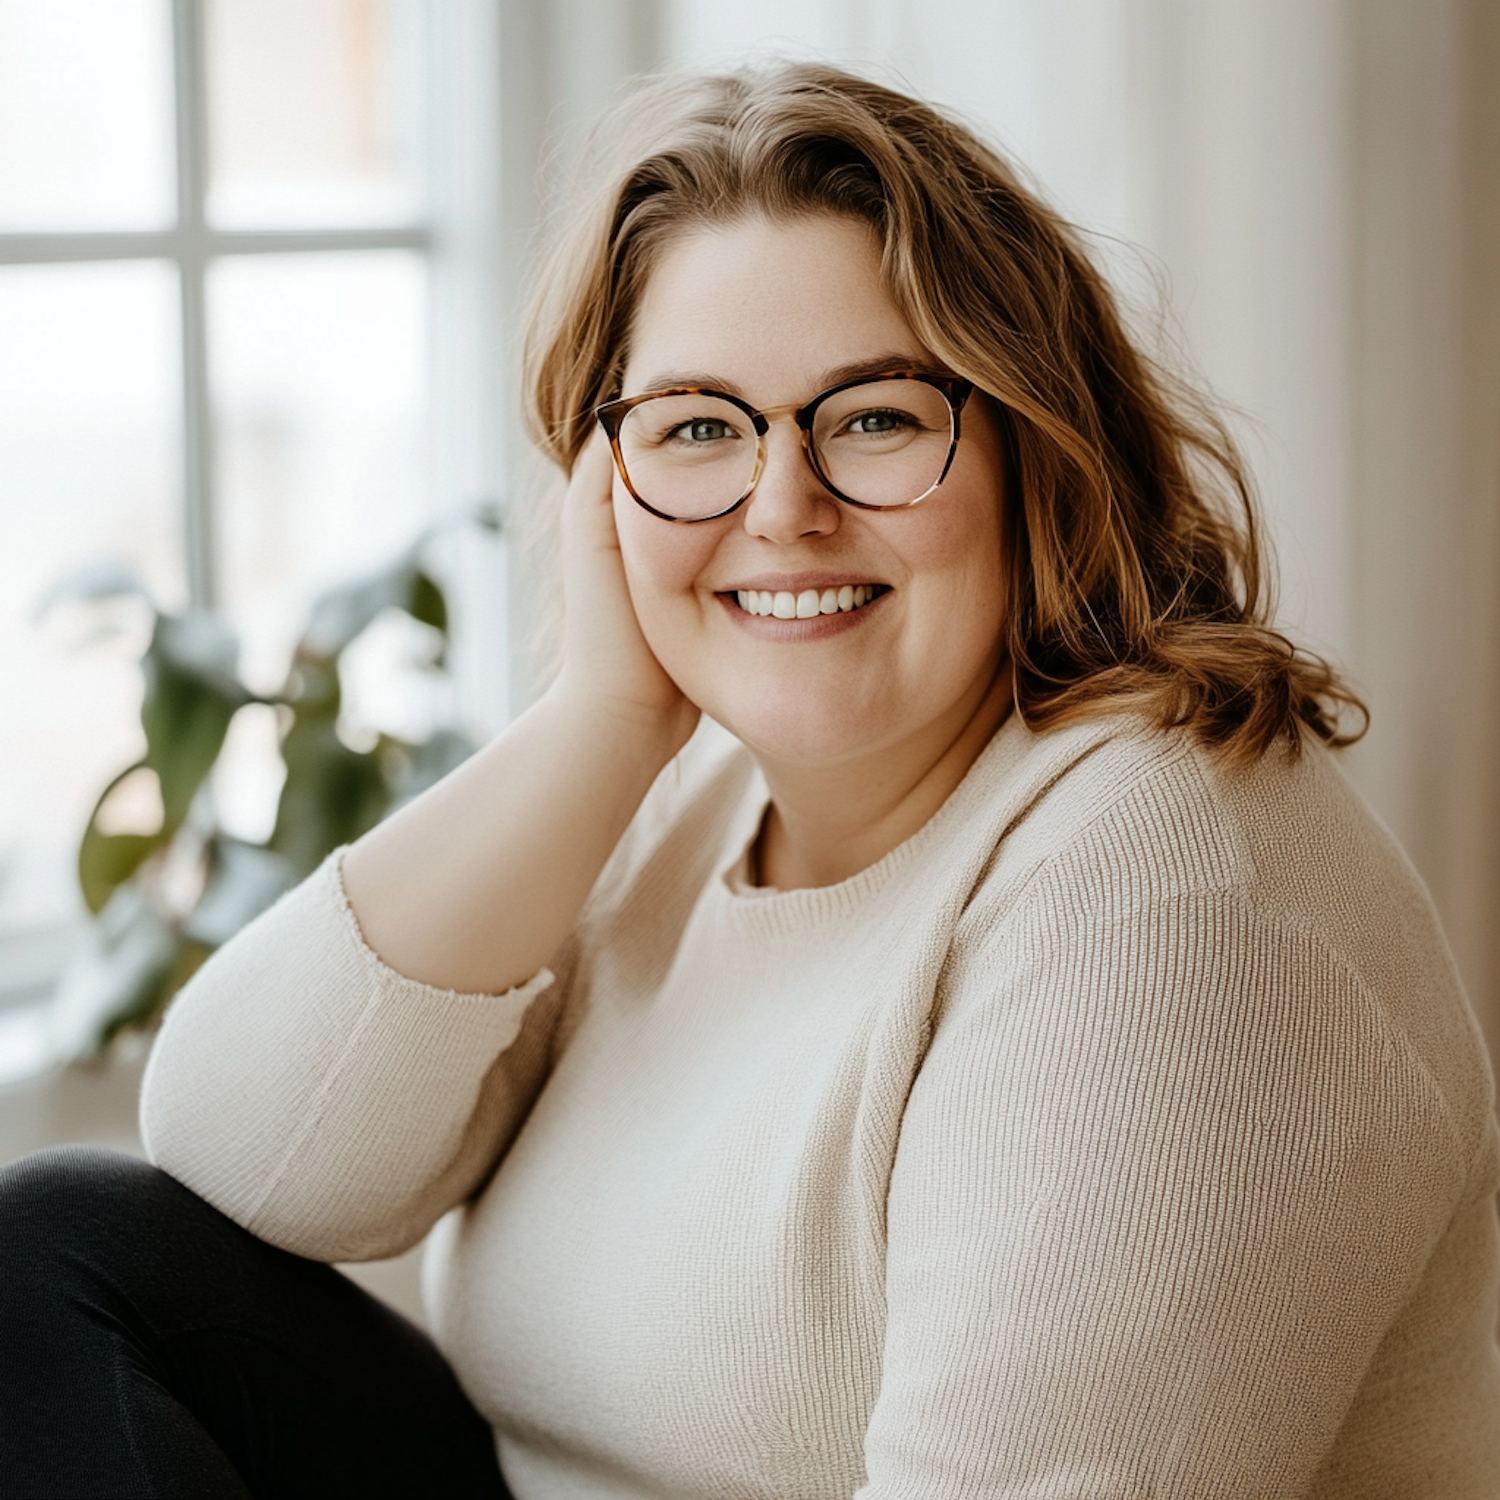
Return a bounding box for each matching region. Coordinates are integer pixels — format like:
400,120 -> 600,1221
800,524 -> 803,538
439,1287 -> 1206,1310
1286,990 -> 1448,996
524,63 -> 1365,763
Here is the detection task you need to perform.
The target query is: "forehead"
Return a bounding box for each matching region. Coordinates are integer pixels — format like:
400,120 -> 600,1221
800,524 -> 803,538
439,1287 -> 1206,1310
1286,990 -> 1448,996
622,214 -> 932,403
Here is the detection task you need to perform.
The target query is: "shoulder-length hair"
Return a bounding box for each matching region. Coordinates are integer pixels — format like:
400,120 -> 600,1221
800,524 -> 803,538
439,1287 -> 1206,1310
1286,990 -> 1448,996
523,63 -> 1365,763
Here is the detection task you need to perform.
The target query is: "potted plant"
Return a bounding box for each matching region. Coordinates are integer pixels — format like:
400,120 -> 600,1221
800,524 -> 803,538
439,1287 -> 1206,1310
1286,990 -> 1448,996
41,528 -> 486,1062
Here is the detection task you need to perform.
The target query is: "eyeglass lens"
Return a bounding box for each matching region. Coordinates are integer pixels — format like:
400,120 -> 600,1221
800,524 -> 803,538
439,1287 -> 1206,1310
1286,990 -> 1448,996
614,378 -> 956,521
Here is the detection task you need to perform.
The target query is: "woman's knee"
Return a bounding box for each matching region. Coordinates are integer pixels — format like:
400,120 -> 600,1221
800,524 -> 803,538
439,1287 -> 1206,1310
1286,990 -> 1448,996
0,1145 -> 178,1262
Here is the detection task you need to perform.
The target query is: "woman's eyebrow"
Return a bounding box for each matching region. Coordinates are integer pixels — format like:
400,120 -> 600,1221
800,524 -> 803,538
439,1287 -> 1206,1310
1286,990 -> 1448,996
631,371 -> 746,397
629,353 -> 950,401
815,353 -> 951,388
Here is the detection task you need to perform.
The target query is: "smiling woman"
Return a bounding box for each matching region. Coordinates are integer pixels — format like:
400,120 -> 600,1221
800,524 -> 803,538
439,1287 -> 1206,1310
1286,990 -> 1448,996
602,216 -> 1011,884
4,61 -> 1499,1500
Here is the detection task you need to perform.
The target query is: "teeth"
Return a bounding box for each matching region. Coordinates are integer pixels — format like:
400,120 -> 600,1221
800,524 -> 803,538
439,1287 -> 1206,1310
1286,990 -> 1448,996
734,585 -> 882,616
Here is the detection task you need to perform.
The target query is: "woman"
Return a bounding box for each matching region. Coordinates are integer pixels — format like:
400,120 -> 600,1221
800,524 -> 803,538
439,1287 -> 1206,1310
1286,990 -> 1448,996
4,64 -> 1498,1499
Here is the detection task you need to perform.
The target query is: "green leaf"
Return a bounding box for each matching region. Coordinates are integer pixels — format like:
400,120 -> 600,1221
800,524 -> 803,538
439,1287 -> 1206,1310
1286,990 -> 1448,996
300,554 -> 419,661
151,610 -> 243,696
49,884 -> 179,1058
182,836 -> 297,948
75,610 -> 248,915
296,546 -> 453,663
33,557 -> 152,620
270,702 -> 392,878
405,569 -> 447,635
141,612 -> 247,827
77,763 -> 167,914
78,828 -> 160,915
54,519 -> 481,1055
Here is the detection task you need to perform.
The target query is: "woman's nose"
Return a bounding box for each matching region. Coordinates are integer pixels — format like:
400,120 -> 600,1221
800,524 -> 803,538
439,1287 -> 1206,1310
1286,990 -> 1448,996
740,421 -> 841,543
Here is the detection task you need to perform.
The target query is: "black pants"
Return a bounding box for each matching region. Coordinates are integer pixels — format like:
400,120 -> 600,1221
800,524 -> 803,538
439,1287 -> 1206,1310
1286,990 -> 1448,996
0,1146 -> 511,1499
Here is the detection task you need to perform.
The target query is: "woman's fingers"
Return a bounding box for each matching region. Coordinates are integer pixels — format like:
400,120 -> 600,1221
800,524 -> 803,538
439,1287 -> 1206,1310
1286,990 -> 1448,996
560,432 -> 641,646
560,430 -> 623,556
558,433 -> 696,732
337,436 -> 694,998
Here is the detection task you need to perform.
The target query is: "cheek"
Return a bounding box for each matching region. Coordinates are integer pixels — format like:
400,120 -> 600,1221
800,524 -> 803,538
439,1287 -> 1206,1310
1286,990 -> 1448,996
887,498 -> 1010,695
891,486 -> 1008,615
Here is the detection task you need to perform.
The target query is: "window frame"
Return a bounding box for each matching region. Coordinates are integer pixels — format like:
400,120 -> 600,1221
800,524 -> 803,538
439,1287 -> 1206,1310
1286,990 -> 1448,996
0,0 -> 511,1025
0,0 -> 657,1020
0,0 -> 435,612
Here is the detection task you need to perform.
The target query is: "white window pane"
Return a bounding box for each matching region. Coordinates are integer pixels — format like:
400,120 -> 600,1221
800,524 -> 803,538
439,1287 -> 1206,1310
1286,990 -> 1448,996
0,261 -> 184,937
0,0 -> 175,232
209,250 -> 430,694
205,0 -> 425,229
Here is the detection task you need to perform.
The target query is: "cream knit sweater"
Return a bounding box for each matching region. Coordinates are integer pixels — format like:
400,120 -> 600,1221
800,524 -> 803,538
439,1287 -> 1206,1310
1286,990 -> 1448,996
141,713 -> 1500,1499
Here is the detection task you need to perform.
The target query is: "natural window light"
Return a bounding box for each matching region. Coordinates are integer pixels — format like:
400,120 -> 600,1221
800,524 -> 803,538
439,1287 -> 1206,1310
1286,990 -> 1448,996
0,0 -> 451,1036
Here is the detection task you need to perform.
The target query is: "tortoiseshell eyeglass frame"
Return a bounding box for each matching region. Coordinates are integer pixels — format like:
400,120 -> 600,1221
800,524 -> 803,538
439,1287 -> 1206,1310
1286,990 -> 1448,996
593,370 -> 975,523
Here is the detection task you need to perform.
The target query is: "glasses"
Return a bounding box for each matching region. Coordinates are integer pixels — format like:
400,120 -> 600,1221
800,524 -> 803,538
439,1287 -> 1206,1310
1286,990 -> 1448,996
594,370 -> 974,523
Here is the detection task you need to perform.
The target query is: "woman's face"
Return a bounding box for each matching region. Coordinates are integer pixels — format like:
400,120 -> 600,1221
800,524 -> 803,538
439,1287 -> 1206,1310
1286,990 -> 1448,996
613,213 -> 1009,769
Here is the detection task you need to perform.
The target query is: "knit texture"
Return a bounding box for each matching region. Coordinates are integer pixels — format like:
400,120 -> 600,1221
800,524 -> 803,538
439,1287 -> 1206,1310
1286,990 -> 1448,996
141,713 -> 1500,1498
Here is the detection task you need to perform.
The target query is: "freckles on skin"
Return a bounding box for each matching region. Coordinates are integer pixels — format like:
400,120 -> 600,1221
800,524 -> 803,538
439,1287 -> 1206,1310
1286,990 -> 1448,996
609,214 -> 1010,767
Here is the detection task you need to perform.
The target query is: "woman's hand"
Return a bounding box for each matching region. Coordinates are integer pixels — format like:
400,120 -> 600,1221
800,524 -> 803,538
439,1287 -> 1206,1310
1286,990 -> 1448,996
553,433 -> 699,752
338,434 -> 700,995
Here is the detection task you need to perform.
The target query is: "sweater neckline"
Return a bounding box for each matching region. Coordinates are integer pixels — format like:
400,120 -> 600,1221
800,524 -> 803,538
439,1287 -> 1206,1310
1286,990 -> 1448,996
712,710 -> 1048,933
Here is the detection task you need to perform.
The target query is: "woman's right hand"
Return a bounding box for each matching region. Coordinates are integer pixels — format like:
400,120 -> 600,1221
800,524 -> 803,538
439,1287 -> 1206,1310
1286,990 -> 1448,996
339,434 -> 700,995
553,432 -> 699,752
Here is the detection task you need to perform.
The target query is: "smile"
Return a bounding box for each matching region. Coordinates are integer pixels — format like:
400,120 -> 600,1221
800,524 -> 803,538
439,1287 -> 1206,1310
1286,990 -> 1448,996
731,584 -> 890,619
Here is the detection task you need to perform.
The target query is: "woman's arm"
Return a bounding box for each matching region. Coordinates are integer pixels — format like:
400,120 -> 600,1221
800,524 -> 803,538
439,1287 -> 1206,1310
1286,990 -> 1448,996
341,435 -> 700,995
141,858 -> 564,1261
861,877 -> 1474,1498
142,438 -> 699,1258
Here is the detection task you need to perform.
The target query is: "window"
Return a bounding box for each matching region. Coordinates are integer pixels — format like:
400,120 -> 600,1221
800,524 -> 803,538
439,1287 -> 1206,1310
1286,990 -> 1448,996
0,0 -> 506,1036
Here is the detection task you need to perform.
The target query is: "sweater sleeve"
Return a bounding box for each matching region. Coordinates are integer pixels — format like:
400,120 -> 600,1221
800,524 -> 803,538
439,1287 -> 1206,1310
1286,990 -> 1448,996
139,850 -> 560,1262
860,877 -> 1474,1499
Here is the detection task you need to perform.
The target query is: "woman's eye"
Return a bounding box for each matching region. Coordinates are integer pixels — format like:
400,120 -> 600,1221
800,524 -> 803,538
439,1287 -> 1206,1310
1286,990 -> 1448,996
671,418 -> 735,443
846,409 -> 911,435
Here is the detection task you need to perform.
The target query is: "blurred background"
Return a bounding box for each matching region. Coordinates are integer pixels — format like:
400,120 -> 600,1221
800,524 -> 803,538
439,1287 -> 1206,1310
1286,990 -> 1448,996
1,0 -> 1497,1309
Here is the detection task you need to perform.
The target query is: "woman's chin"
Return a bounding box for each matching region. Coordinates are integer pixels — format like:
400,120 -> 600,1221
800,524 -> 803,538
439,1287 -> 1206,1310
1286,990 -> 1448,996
704,697 -> 896,771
